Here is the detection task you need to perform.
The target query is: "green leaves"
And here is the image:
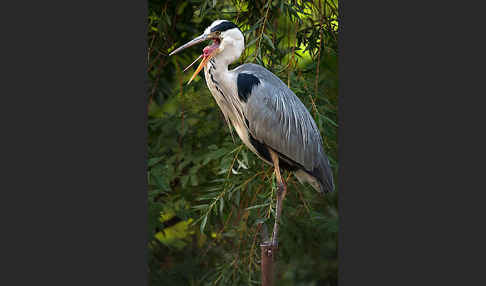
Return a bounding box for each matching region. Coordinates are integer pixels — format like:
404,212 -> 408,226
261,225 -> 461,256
262,33 -> 275,50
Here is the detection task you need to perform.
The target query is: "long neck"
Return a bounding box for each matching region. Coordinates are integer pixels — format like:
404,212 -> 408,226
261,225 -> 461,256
204,53 -> 244,140
210,41 -> 242,72
204,56 -> 231,102
206,56 -> 229,76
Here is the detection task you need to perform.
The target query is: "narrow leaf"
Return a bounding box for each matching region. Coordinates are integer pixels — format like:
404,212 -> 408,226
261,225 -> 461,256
200,215 -> 208,233
245,202 -> 270,211
219,197 -> 224,215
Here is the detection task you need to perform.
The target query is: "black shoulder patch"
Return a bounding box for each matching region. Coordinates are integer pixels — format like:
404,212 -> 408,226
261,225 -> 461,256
210,21 -> 239,32
237,73 -> 260,102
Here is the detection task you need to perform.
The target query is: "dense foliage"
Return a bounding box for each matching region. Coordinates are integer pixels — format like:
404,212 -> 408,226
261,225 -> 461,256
147,0 -> 338,285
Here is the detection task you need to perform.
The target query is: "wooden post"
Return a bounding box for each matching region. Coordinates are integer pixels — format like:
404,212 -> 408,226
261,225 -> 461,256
260,241 -> 274,286
259,222 -> 274,286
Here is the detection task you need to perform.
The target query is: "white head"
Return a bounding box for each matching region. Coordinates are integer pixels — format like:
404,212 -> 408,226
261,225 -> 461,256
203,20 -> 245,65
169,20 -> 245,84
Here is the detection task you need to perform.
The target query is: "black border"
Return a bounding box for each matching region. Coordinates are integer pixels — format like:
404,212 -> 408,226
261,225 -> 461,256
2,0 -> 484,285
338,0 -> 344,284
2,0 -> 147,285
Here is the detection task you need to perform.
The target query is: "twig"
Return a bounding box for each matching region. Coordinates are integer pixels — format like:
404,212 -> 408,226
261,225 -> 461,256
287,19 -> 291,88
255,0 -> 272,59
313,0 -> 325,118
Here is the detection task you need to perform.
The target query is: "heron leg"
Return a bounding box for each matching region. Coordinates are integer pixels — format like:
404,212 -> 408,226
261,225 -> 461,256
269,149 -> 287,248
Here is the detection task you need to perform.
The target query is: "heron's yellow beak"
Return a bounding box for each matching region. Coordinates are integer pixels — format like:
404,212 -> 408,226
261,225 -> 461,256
186,39 -> 220,85
187,53 -> 212,85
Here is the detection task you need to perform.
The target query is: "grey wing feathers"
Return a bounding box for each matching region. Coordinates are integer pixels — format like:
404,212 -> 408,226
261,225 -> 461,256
234,63 -> 334,193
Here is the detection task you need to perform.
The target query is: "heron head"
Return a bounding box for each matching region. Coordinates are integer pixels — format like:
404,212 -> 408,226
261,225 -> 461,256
169,20 -> 244,84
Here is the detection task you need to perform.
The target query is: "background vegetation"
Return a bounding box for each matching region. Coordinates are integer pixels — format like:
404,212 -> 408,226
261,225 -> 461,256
147,0 -> 338,285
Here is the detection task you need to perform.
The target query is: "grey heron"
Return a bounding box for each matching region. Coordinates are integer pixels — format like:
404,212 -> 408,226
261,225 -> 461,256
169,20 -> 334,248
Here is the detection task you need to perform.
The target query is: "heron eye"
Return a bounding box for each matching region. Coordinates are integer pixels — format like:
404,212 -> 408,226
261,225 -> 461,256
215,31 -> 221,36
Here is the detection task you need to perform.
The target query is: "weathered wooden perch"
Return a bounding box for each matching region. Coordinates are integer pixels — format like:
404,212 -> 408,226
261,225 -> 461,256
260,241 -> 274,286
259,223 -> 274,286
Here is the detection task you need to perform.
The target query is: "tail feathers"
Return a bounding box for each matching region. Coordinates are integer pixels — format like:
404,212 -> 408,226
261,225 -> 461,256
317,156 -> 335,193
294,157 -> 334,194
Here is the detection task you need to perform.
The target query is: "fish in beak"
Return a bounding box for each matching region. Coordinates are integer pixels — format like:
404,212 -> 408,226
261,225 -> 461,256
169,34 -> 221,85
